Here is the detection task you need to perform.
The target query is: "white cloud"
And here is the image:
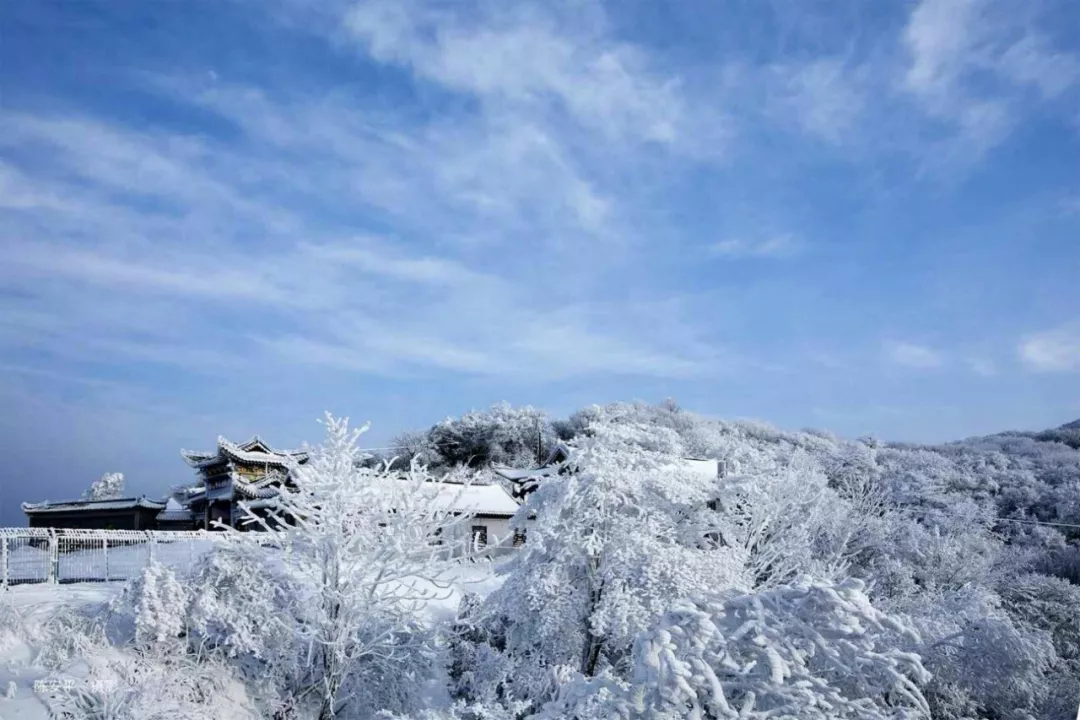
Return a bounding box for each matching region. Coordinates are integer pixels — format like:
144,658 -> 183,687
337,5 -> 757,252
967,357 -> 998,377
1020,324 -> 1080,371
340,0 -> 702,149
711,235 -> 800,259
174,79 -> 619,248
998,33 -> 1080,99
901,0 -> 1080,163
0,104 -> 727,383
1059,194 -> 1080,216
885,341 -> 945,369
903,0 -> 983,100
769,59 -> 868,144
0,242 -> 277,302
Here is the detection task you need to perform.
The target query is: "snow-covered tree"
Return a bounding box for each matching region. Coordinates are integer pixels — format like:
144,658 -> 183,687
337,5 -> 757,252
84,471 -> 125,500
190,413 -> 481,720
12,400 -> 1080,720
710,454 -> 856,588
541,578 -> 930,720
464,412 -> 747,710
427,402 -> 555,468
999,573 -> 1080,718
909,585 -> 1055,720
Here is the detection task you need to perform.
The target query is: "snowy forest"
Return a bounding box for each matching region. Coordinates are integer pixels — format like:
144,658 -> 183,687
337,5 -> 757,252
4,400 -> 1080,720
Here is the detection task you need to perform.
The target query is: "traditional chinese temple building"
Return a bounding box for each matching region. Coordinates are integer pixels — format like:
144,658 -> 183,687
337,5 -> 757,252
23,497 -> 166,530
179,436 -> 309,530
22,434 -> 522,542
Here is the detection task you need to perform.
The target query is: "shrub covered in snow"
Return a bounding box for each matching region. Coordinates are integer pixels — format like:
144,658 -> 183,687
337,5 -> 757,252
541,578 -> 930,719
85,472 -> 126,501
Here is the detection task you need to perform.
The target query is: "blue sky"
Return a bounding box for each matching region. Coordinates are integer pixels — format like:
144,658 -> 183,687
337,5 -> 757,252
2,0 -> 1079,522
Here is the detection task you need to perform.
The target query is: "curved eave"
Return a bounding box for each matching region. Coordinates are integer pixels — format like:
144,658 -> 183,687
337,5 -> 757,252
235,482 -> 281,499
181,449 -> 226,469
218,441 -> 308,467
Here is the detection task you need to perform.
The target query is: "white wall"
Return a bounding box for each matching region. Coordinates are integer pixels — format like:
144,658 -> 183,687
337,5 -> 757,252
437,514 -> 518,558
472,516 -> 513,548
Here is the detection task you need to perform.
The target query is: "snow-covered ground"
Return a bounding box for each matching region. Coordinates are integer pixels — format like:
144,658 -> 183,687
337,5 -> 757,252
0,561 -> 505,720
0,584 -> 119,720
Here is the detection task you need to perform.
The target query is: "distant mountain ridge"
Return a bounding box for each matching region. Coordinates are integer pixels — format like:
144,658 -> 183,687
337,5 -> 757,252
1017,418 -> 1080,450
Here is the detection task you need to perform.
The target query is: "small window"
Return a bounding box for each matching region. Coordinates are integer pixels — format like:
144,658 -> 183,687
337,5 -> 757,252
513,528 -> 527,546
472,525 -> 488,549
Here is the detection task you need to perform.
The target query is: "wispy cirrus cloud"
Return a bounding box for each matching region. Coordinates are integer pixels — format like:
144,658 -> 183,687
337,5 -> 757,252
765,59 -> 870,145
884,341 -> 946,369
0,1 -> 744,388
339,0 -> 717,151
710,234 -> 801,259
901,0 -> 1080,164
0,48 -> 729,386
1020,324 -> 1080,372
1,0 -> 1078,502
967,357 -> 998,377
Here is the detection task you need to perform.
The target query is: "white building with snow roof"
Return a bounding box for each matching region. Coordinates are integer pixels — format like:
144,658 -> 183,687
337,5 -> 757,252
428,481 -> 524,551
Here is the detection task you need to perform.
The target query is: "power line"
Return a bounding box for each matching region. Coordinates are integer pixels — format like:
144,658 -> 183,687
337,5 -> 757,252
994,517 -> 1080,531
355,440 -> 464,453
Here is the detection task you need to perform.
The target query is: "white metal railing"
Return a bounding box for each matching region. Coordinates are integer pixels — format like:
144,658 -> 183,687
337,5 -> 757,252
0,528 -> 236,587
1,526 -> 519,588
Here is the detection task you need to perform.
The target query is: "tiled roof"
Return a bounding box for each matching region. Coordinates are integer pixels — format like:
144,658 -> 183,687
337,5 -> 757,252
181,435 -> 309,469
23,497 -> 166,514
156,497 -> 194,520
235,482 -> 280,499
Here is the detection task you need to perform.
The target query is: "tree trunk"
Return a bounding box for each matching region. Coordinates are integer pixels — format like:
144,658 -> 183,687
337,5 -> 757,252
580,555 -> 605,677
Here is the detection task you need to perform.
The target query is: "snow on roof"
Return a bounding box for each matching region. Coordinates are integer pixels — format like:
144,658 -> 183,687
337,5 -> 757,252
219,438 -> 308,467
490,465 -> 562,482
235,482 -> 281,499
236,498 -> 280,511
429,483 -> 520,517
157,507 -> 194,520
181,436 -> 309,469
22,497 -> 167,514
544,441 -> 572,466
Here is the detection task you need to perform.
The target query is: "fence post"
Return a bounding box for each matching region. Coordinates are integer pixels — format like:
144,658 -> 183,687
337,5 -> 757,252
146,531 -> 155,564
1,536 -> 7,589
103,537 -> 109,582
48,530 -> 58,584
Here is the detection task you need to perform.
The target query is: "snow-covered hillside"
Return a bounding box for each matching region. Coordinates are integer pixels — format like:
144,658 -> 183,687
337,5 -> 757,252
3,403 -> 1080,719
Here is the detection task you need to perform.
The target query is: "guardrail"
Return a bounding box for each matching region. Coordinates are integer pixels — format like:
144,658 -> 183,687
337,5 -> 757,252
0,528 -> 234,587
0,527 -> 518,588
